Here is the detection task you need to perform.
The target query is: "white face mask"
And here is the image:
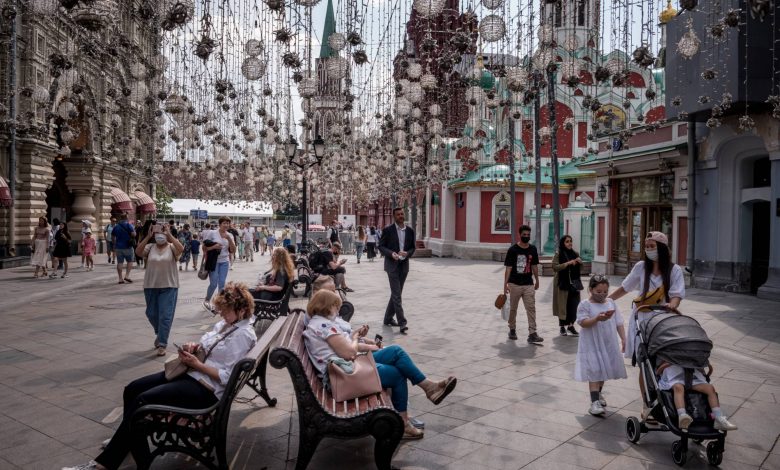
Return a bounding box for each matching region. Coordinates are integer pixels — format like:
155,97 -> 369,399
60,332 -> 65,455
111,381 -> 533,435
645,249 -> 658,261
154,234 -> 167,244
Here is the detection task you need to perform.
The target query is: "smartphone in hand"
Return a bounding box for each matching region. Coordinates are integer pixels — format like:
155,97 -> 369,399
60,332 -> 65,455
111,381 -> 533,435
172,342 -> 183,352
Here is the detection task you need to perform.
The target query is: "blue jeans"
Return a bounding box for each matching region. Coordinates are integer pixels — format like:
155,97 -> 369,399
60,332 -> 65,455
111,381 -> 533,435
143,288 -> 178,347
206,261 -> 229,301
355,243 -> 364,261
372,345 -> 426,412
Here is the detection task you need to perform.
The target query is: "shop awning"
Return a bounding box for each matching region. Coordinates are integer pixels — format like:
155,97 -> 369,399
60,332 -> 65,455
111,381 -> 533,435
0,176 -> 11,208
110,187 -> 134,212
134,190 -> 157,214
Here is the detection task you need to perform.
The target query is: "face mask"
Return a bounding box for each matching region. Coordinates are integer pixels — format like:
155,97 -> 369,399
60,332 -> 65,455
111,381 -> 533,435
591,292 -> 608,303
155,234 -> 167,244
645,249 -> 658,261
520,236 -> 531,243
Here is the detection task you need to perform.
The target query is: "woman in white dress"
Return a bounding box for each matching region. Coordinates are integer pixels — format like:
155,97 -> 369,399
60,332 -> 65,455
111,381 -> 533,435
608,231 -> 685,419
30,216 -> 51,278
575,275 -> 627,416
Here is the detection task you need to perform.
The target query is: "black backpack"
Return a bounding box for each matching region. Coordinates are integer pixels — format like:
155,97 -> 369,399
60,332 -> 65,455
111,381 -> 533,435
329,228 -> 339,243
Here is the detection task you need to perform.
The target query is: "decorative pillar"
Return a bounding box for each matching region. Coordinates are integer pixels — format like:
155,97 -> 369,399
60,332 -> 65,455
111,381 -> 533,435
11,139 -> 57,255
63,159 -> 100,240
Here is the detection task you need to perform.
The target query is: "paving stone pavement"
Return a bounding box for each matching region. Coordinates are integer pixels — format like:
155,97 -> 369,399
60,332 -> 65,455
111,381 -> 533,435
1,254 -> 779,469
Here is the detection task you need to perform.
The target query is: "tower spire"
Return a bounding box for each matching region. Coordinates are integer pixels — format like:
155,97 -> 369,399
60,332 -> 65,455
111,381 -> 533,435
319,0 -> 337,58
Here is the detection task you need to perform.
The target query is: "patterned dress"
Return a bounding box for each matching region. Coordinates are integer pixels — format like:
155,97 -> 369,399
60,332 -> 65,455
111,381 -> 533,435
178,230 -> 192,265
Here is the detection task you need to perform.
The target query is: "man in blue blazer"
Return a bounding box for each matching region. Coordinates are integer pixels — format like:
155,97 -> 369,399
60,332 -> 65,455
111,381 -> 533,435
378,207 -> 416,334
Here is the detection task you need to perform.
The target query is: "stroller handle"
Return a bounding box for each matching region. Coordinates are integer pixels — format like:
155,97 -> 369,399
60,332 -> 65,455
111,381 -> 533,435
634,304 -> 680,322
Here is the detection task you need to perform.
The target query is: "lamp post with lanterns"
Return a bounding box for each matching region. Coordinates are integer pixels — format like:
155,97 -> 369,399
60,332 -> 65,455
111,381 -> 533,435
286,134 -> 326,250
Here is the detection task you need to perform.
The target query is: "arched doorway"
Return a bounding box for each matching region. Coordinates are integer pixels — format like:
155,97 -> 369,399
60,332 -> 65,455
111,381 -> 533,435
45,160 -> 71,225
746,157 -> 771,294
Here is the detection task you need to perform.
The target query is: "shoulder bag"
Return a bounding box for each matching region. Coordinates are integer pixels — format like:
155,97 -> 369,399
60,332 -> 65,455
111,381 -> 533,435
327,352 -> 383,402
197,253 -> 209,280
164,326 -> 238,380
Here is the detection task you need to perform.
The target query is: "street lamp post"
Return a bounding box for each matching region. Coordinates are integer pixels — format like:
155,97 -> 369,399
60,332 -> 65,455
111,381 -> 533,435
287,134 -> 325,251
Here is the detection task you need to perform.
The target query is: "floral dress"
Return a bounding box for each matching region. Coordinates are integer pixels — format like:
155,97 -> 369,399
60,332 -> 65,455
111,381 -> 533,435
178,230 -> 192,264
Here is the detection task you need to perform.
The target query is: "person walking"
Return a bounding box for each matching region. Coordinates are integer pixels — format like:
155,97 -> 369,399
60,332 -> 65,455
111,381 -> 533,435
50,222 -> 72,278
295,222 -> 303,252
177,224 -> 193,271
575,275 -> 627,416
190,233 -> 201,271
266,228 -> 277,251
241,224 -> 254,261
259,226 -> 268,255
136,223 -> 184,356
366,226 -> 378,262
104,217 -> 117,264
228,224 -> 240,269
112,214 -> 136,284
378,208 -> 416,334
282,224 -> 292,249
327,220 -> 340,247
202,217 -> 236,311
355,225 -> 366,264
50,218 -> 61,271
81,229 -> 96,271
31,216 -> 50,278
552,235 -> 583,337
502,225 -> 543,344
253,224 -> 261,253
79,220 -> 92,269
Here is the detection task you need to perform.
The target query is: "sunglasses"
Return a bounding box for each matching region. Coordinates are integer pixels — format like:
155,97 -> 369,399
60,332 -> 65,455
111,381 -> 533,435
591,274 -> 609,282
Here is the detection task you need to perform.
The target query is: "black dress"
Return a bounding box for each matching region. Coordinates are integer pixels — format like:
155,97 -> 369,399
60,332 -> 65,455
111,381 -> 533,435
53,232 -> 71,258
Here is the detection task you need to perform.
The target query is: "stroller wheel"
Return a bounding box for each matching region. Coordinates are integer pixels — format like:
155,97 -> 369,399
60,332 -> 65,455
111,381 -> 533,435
706,441 -> 723,466
626,417 -> 642,443
672,440 -> 687,466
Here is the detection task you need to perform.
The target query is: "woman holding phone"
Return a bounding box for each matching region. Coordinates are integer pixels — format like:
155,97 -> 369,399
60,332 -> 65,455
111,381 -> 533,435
63,283 -> 257,470
136,221 -> 184,356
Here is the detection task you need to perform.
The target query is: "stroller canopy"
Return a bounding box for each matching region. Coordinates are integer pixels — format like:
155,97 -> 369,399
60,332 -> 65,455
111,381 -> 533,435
642,313 -> 712,369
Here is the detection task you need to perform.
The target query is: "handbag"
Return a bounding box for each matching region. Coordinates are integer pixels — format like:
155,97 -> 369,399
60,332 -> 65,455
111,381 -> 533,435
164,326 -> 238,380
494,293 -> 507,309
568,272 -> 584,292
327,352 -> 383,402
197,255 -> 208,280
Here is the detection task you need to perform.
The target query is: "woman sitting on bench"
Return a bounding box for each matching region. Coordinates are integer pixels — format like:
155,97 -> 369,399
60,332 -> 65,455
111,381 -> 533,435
64,283 -> 258,470
253,247 -> 294,301
303,290 -> 457,440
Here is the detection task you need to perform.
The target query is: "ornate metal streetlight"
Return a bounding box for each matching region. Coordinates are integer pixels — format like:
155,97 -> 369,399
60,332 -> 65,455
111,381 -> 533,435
287,134 -> 325,250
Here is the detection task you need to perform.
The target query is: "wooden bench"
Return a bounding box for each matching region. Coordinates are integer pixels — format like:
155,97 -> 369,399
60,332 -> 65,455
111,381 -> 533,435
270,310 -> 404,470
130,317 -> 288,470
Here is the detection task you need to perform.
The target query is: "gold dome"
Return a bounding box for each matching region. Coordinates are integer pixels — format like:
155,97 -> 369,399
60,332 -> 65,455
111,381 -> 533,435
659,0 -> 678,24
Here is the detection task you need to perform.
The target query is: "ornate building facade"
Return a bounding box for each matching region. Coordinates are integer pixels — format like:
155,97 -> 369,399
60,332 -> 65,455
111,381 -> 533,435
0,1 -> 162,258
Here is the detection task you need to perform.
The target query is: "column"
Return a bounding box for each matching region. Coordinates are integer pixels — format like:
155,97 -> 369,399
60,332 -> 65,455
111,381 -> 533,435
63,159 -> 101,241
12,139 -> 57,255
758,151 -> 780,301
465,189 -> 481,243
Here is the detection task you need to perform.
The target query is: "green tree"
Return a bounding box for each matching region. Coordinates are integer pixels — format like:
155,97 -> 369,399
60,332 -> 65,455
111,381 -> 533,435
155,183 -> 174,218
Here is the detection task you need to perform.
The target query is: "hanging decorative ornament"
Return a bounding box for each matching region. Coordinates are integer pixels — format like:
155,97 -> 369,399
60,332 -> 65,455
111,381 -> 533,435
538,24 -> 554,45
481,0 -> 504,10
563,35 -> 579,52
328,32 -> 346,51
413,0 -> 445,18
396,97 -> 412,116
244,39 -> 264,57
677,22 -> 701,59
632,45 -> 655,68
407,62 -> 423,79
32,86 -> 50,105
561,60 -> 580,84
532,48 -> 555,70
506,67 -> 528,92
295,0 -> 321,7
194,35 -> 217,60
411,107 -> 423,119
420,73 -> 438,89
352,50 -> 368,65
241,57 -> 266,80
326,56 -> 348,79
70,0 -> 118,30
160,0 -> 194,31
347,32 -> 362,46
429,104 -> 442,116
407,82 -> 424,103
465,86 -> 485,105
479,15 -> 506,42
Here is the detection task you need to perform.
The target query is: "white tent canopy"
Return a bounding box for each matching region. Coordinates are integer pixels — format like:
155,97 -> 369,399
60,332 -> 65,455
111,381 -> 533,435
170,199 -> 273,218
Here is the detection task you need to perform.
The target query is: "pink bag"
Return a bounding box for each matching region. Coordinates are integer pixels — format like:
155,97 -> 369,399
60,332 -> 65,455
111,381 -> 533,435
327,353 -> 383,402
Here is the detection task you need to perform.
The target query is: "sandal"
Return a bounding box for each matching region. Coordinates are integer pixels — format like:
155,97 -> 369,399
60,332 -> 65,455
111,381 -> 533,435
426,377 -> 458,405
402,423 -> 424,440
124,278 -> 133,283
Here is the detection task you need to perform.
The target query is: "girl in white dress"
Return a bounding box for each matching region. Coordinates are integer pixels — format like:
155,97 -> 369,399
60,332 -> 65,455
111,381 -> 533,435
608,231 -> 685,421
575,275 -> 627,416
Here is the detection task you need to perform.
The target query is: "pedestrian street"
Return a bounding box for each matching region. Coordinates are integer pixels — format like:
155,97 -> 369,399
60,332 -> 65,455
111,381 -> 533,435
1,256 -> 779,469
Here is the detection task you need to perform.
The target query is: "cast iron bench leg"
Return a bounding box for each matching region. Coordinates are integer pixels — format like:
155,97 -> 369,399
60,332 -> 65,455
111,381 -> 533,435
247,351 -> 277,407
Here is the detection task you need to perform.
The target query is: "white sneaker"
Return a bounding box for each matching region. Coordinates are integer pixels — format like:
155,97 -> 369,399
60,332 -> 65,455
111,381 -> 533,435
62,461 -> 99,470
588,401 -> 605,416
714,416 -> 738,431
599,393 -> 607,407
678,413 -> 693,431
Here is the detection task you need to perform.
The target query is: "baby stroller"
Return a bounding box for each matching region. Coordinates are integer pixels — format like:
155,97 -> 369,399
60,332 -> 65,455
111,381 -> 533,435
625,305 -> 727,467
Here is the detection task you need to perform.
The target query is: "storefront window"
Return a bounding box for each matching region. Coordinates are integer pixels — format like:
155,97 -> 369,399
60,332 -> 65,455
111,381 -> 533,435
630,176 -> 660,203
631,210 -> 643,253
618,179 -> 630,204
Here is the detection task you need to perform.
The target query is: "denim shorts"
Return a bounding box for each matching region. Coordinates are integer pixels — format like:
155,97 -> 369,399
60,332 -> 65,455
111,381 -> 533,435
116,248 -> 134,264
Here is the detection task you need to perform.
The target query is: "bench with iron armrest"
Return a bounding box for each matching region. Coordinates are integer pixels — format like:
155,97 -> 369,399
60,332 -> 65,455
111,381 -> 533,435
270,310 -> 403,470
252,280 -> 293,329
130,317 -> 287,470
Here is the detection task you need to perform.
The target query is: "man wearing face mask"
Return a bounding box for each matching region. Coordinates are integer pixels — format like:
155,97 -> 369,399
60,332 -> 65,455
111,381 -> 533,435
135,222 -> 185,356
503,225 -> 543,343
